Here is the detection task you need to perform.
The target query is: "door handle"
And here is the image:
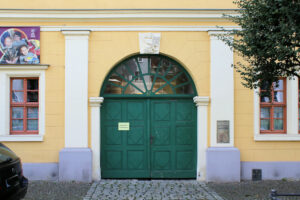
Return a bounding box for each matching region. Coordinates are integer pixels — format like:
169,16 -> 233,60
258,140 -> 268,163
150,135 -> 154,145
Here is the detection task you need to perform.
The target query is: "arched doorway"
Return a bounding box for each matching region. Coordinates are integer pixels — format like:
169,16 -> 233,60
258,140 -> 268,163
100,54 -> 197,178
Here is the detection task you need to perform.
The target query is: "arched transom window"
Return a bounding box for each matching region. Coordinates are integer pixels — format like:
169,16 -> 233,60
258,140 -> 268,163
102,55 -> 196,97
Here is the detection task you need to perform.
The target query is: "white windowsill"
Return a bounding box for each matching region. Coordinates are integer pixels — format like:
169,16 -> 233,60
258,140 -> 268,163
0,64 -> 49,70
255,134 -> 300,141
0,135 -> 44,142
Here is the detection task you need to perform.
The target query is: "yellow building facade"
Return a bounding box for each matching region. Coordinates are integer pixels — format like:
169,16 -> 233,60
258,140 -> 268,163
0,1 -> 299,182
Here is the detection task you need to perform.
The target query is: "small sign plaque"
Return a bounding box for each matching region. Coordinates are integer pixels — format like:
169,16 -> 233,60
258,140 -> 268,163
118,122 -> 130,131
217,120 -> 230,143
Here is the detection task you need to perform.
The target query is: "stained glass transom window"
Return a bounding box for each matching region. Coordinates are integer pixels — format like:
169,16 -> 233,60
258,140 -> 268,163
102,55 -> 196,96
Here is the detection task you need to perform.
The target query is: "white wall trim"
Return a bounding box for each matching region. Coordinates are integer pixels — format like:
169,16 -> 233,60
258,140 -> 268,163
0,135 -> 43,142
0,65 -> 49,70
63,30 -> 90,148
193,96 -> 209,181
0,9 -> 239,22
0,67 -> 47,142
254,77 -> 300,141
89,97 -> 104,181
254,134 -> 300,141
39,26 -> 241,32
61,30 -> 91,36
209,31 -> 234,147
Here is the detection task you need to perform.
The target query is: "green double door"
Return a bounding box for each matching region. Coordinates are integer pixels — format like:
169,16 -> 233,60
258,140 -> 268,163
101,98 -> 196,178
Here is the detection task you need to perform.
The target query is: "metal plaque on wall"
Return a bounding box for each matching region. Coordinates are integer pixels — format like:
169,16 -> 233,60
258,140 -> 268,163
217,120 -> 230,143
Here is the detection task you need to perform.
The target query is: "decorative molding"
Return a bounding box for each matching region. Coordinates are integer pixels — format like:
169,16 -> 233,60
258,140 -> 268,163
40,26 -> 241,32
89,97 -> 104,107
209,32 -> 234,147
0,135 -> 43,142
0,64 -> 49,70
63,29 -> 90,148
208,30 -> 232,35
139,33 -> 161,54
61,30 -> 91,36
193,96 -> 209,180
0,9 -> 239,22
193,96 -> 210,106
90,96 -> 104,180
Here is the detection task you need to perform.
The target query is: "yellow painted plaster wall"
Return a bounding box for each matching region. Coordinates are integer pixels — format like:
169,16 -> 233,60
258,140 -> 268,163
234,54 -> 300,162
3,32 -> 65,163
88,31 -> 210,97
1,0 -> 236,9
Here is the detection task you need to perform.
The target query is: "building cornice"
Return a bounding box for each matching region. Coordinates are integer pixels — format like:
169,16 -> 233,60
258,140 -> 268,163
0,9 -> 239,22
40,25 -> 240,32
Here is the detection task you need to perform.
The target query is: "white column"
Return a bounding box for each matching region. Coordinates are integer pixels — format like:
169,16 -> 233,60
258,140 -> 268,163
193,96 -> 209,181
208,31 -> 234,147
62,30 -> 90,148
89,97 -> 104,181
287,77 -> 298,135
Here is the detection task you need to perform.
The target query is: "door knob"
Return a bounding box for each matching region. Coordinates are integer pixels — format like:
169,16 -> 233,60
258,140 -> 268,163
150,135 -> 154,145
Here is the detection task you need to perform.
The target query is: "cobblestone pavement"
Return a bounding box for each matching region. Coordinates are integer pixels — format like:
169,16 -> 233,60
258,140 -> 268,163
83,180 -> 224,200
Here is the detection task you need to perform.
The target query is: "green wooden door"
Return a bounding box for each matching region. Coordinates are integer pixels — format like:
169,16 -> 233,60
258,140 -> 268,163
101,99 -> 150,178
101,98 -> 196,179
150,99 -> 196,178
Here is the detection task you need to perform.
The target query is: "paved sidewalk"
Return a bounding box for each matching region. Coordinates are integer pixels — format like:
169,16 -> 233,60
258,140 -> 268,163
83,180 -> 224,200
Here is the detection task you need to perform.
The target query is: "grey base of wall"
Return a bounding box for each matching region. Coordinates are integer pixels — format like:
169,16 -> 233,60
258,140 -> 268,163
206,147 -> 241,182
23,163 -> 59,181
22,149 -> 300,182
241,162 -> 300,180
59,148 -> 92,182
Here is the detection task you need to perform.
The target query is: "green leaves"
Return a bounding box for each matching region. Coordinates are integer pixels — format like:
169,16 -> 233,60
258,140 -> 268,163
222,0 -> 300,93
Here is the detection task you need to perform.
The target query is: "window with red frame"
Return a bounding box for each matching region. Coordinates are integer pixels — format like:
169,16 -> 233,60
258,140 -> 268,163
10,78 -> 39,134
260,79 -> 286,133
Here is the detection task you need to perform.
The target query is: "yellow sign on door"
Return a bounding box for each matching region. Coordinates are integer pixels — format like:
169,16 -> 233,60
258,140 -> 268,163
118,122 -> 130,131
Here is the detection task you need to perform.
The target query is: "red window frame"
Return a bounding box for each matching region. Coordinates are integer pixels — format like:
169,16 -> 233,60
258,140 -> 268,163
260,78 -> 286,134
10,78 -> 39,135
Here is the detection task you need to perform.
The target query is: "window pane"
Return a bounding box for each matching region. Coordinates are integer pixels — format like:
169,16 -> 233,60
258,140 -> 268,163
27,107 -> 38,118
27,120 -> 38,130
27,92 -> 38,102
12,120 -> 23,131
124,83 -> 145,94
274,107 -> 283,118
12,79 -> 23,90
105,84 -> 122,94
157,58 -> 172,77
150,56 -> 161,74
12,92 -> 24,102
274,80 -> 283,90
143,75 -> 153,91
274,91 -> 283,102
136,56 -> 149,74
152,77 -> 166,93
27,79 -> 38,90
274,119 -> 283,130
12,107 -> 23,119
260,95 -> 270,103
155,84 -> 173,94
260,107 -> 270,118
260,119 -> 270,130
176,84 -> 194,94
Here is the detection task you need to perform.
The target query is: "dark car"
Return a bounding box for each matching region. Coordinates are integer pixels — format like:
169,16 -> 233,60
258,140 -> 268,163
0,143 -> 28,200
